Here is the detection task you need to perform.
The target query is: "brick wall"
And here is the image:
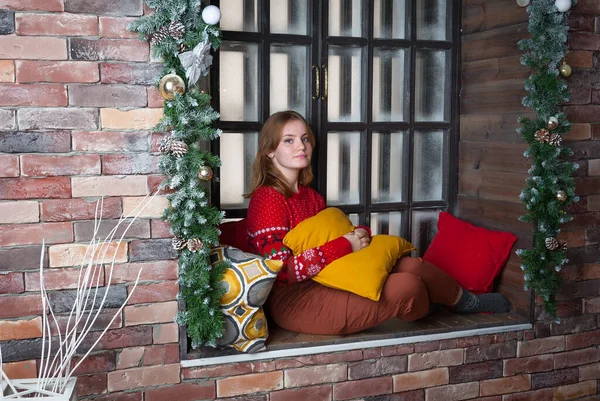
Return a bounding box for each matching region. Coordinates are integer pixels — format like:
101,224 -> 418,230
0,0 -> 599,400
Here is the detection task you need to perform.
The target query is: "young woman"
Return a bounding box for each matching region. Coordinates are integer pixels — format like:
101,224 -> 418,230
245,110 -> 510,335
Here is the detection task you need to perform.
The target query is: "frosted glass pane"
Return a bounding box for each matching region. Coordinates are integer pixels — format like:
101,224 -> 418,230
327,132 -> 362,205
415,49 -> 448,122
411,209 -> 440,255
373,48 -> 408,122
348,213 -> 359,226
374,0 -> 407,39
270,45 -> 308,117
370,212 -> 403,236
412,130 -> 444,202
219,132 -> 259,208
329,0 -> 363,37
219,42 -> 260,121
271,0 -> 308,35
328,46 -> 364,122
220,0 -> 259,32
416,0 -> 449,41
371,132 -> 406,203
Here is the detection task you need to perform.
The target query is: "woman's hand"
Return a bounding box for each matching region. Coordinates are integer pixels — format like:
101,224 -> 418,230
343,230 -> 370,252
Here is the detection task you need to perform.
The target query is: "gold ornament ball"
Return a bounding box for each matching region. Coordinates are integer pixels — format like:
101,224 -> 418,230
546,116 -> 559,131
560,62 -> 572,78
198,166 -> 213,181
556,190 -> 567,202
159,74 -> 186,100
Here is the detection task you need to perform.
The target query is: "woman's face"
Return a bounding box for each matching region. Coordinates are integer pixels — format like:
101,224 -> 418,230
268,119 -> 313,178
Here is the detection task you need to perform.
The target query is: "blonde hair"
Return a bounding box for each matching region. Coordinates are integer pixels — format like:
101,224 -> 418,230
244,110 -> 315,198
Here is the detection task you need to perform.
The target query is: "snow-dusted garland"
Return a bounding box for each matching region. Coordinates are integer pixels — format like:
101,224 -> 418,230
129,1 -> 228,347
516,0 -> 578,318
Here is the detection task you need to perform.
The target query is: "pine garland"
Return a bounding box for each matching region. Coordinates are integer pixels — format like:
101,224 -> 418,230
516,0 -> 579,318
129,1 -> 229,348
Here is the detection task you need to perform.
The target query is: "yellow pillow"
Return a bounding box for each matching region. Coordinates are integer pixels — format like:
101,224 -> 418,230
283,207 -> 414,301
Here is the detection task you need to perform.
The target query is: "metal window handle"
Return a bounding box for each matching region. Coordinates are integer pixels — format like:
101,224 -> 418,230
322,65 -> 328,100
312,64 -> 320,100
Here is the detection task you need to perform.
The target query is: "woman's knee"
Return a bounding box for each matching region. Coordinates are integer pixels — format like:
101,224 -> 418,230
383,273 -> 429,321
394,256 -> 424,275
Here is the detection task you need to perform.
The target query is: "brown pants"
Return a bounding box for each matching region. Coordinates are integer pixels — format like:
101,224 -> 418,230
266,257 -> 461,335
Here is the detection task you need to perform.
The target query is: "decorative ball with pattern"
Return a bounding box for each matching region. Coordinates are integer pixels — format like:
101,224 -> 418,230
172,237 -> 187,250
546,116 -> 559,130
159,74 -> 186,100
535,128 -> 550,143
556,190 -> 567,202
545,237 -> 559,251
187,238 -> 203,252
201,5 -> 221,25
198,165 -> 213,181
555,0 -> 572,12
559,61 -> 572,78
170,140 -> 188,157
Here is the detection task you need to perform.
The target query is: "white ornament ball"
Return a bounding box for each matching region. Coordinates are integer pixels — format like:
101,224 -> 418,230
202,5 -> 221,25
555,0 -> 572,12
516,0 -> 530,6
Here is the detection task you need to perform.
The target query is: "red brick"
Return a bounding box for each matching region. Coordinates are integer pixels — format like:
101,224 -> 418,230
348,355 -> 407,380
217,371 -> 283,398
333,376 -> 392,400
554,348 -> 600,369
70,38 -> 149,62
407,349 -> 463,371
52,308 -> 122,335
16,12 -> 98,36
123,301 -> 178,326
424,382 -> 479,401
517,336 -> 565,357
87,326 -> 153,352
0,154 -> 18,177
503,388 -> 553,401
77,373 -> 108,396
566,50 -> 594,68
1,360 -> 37,379
25,267 -> 102,291
41,197 -> 122,222
64,0 -> 143,16
0,271 -> 25,294
18,107 -> 98,130
270,385 -> 332,401
49,241 -> 127,267
503,354 -> 554,376
100,62 -> 163,85
570,86 -> 592,104
146,382 -> 215,401
102,153 -> 160,175
0,294 -> 43,318
16,60 -> 99,83
480,374 -> 531,396
0,84 -> 66,106
99,17 -> 138,38
584,297 -> 600,313
151,219 -> 171,238
72,176 -> 147,197
284,364 -> 347,388
21,154 -> 100,177
0,177 -> 69,199
183,363 -> 255,379
0,60 -> 14,82
147,86 -> 163,107
315,349 -> 364,365
464,342 -> 517,363
0,0 -> 63,11
0,200 -> 39,224
570,32 -> 600,50
69,84 -> 146,107
565,105 -> 600,123
552,381 -> 597,400
392,368 -> 449,393
0,36 -> 67,60
0,222 -> 72,246
72,131 -> 149,152
107,364 -> 180,392
579,362 -> 600,380
107,261 -> 178,284
565,329 -> 600,350
126,281 -> 178,304
140,344 -> 179,366
71,351 -> 116,375
148,174 -> 169,193
0,317 -> 41,340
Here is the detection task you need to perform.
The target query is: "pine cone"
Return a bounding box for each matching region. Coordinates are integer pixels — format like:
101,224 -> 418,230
168,21 -> 185,39
534,129 -> 550,143
158,137 -> 172,154
150,26 -> 169,46
170,140 -> 188,157
548,133 -> 562,146
187,238 -> 203,252
545,237 -> 559,251
172,237 -> 187,251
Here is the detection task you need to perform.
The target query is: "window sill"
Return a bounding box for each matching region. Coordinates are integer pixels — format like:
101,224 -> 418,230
182,310 -> 530,368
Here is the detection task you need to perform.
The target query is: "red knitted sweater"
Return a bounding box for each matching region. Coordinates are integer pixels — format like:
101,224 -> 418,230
247,185 -> 353,285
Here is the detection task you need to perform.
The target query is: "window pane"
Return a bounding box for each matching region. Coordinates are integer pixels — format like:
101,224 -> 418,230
327,132 -> 362,205
348,213 -> 359,226
416,0 -> 449,41
219,132 -> 259,208
270,45 -> 308,116
220,0 -> 260,32
219,42 -> 260,121
328,46 -> 364,122
374,0 -> 407,39
412,130 -> 444,202
271,0 -> 308,35
373,47 -> 409,122
329,0 -> 363,37
415,49 -> 448,122
411,209 -> 440,255
370,212 -> 403,236
372,131 -> 406,203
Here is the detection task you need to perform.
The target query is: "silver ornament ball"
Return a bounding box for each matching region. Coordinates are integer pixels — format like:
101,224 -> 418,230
555,0 -> 572,12
556,190 -> 567,202
546,116 -> 559,130
516,0 -> 530,6
202,5 -> 221,25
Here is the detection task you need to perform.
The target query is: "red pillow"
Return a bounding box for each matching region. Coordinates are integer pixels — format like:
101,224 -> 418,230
219,219 -> 253,253
423,212 -> 517,294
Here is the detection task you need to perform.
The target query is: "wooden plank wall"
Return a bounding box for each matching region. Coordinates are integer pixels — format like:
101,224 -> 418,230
459,0 -> 535,316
